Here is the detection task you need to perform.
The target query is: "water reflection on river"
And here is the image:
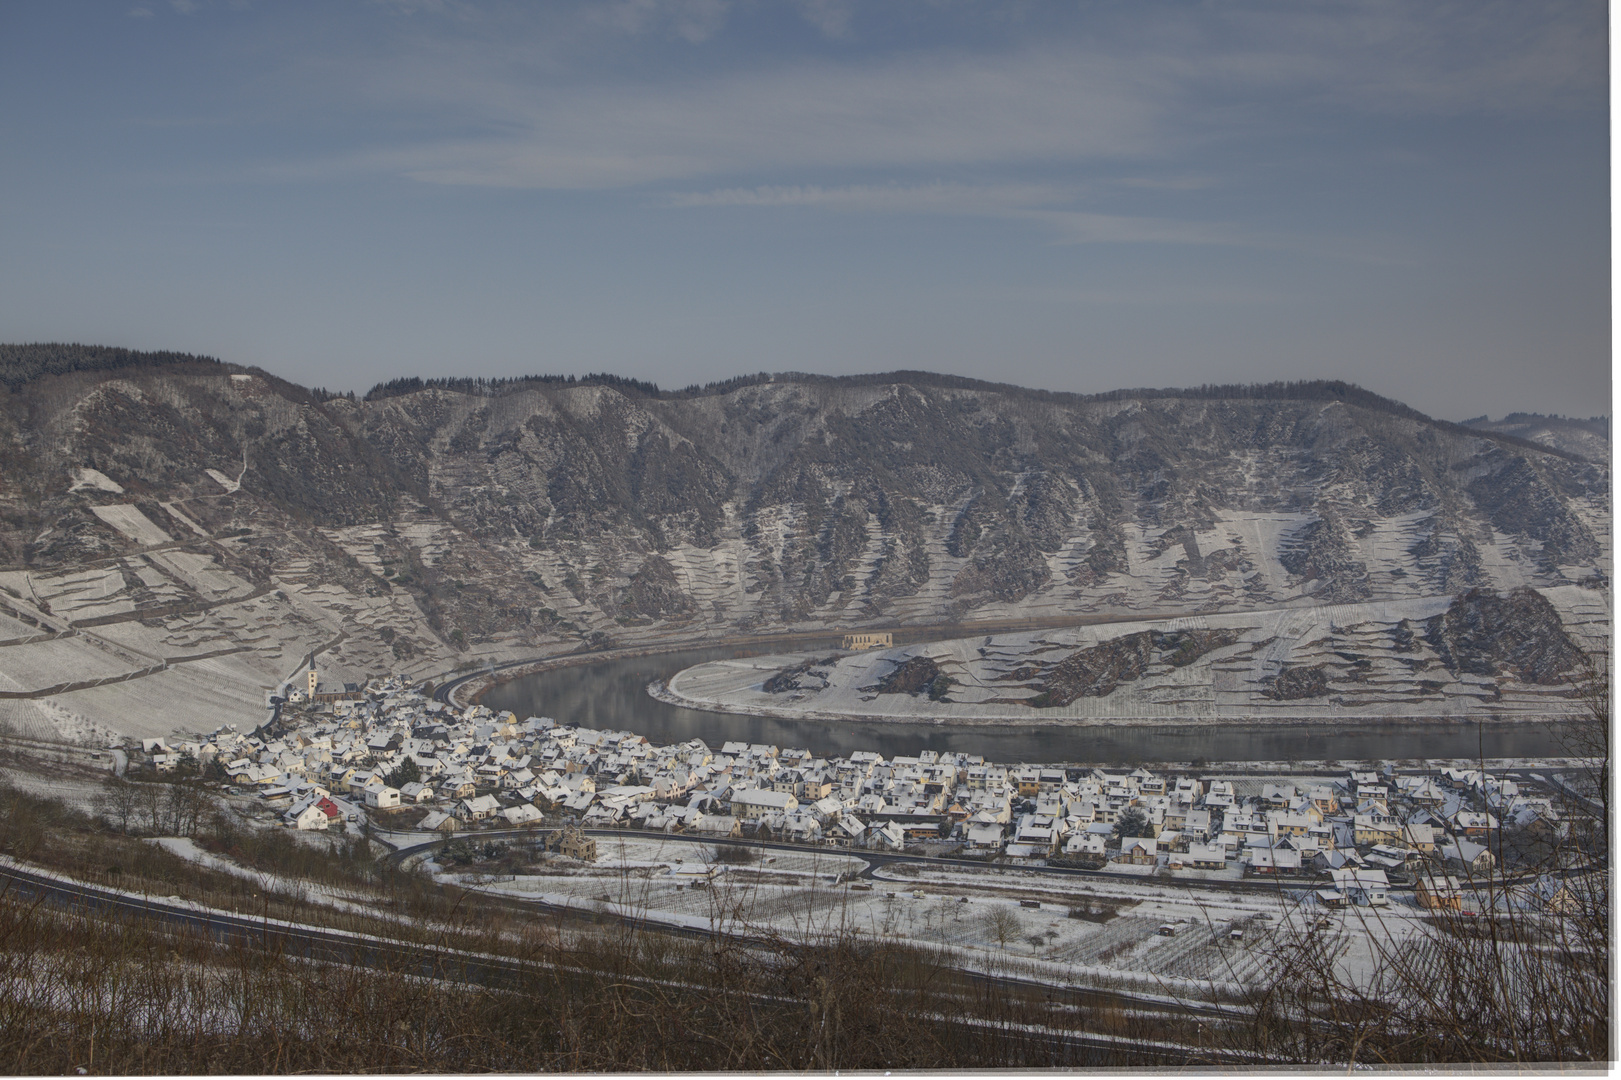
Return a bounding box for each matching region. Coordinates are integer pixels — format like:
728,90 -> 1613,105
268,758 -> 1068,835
480,644 -> 1563,764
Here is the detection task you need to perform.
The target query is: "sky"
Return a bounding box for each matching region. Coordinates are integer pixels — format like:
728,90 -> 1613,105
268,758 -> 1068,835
0,1 -> 1609,421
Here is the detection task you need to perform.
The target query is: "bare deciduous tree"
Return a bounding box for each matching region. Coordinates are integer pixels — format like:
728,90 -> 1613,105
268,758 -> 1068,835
1227,648 -> 1610,1064
95,776 -> 139,834
982,906 -> 1022,950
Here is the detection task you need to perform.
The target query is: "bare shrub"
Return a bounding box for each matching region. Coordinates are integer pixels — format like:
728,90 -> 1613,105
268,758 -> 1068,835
710,843 -> 757,865
1223,651 -> 1610,1065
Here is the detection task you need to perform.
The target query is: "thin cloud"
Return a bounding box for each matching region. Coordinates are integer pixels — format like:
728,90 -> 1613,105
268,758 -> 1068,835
368,0 -> 479,15
1036,210 -> 1246,248
585,0 -> 731,43
310,47 -> 1167,190
1203,1 -> 1604,116
796,0 -> 852,39
670,182 -> 1264,250
1012,283 -> 1285,306
1112,176 -> 1217,192
668,181 -> 1076,212
271,4 -> 1598,194
212,0 -> 1599,268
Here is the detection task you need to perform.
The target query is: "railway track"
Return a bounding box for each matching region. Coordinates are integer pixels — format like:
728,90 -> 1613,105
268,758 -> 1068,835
0,858 -> 1256,1065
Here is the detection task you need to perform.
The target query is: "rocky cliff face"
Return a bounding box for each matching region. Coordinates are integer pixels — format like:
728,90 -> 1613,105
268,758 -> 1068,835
0,349 -> 1608,739
1424,586 -> 1587,685
1020,628 -> 1245,707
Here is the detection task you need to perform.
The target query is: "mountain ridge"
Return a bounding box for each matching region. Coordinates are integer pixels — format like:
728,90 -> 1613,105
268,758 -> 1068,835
2,343 -> 1588,464
0,344 -> 1607,741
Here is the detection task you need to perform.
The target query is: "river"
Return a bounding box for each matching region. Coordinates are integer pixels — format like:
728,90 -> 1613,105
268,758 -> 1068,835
477,644 -> 1568,764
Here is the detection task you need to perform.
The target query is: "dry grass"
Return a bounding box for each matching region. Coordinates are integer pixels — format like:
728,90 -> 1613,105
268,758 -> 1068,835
0,780 -> 500,947
1224,875 -> 1607,1064
1218,658 -> 1611,1065
0,780 -> 1231,1070
0,877 -> 1212,1071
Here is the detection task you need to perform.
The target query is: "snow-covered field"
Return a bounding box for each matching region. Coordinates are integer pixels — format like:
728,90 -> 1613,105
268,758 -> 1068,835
0,760 -> 110,807
439,837 -> 1435,997
436,836 -> 868,936
664,586 -> 1608,726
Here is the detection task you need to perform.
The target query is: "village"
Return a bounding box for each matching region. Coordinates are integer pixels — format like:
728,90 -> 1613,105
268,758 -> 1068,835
122,665 -> 1593,925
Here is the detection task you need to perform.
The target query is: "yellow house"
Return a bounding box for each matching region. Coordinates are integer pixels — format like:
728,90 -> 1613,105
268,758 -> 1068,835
1354,814 -> 1402,846
1416,875 -> 1465,910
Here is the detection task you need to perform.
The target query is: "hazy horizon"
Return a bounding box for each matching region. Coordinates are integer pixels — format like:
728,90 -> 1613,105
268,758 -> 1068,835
0,1 -> 1608,422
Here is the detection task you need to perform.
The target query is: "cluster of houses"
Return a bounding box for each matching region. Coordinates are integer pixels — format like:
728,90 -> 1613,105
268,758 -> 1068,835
135,677 -> 1576,910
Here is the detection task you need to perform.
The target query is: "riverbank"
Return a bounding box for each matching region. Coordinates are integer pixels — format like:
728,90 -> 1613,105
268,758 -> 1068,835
476,643 -> 1576,765
645,673 -> 1562,730
451,609 -> 1256,710
652,591 -> 1604,730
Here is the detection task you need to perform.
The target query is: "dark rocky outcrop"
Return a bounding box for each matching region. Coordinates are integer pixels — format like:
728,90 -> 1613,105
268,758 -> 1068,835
1158,628 -> 1244,667
617,556 -> 694,621
873,655 -> 946,697
1027,628 -> 1244,707
1279,514 -> 1370,602
1424,587 -> 1585,685
1262,664 -> 1332,700
762,655 -> 841,694
1029,634 -> 1157,706
1466,455 -> 1600,569
950,535 -> 1052,605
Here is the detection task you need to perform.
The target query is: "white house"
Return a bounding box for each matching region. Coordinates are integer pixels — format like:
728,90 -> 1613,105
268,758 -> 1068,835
364,785 -> 402,809
1247,846 -> 1303,874
460,794 -> 501,820
418,809 -> 458,832
964,822 -> 1005,851
499,803 -> 544,826
730,788 -> 798,822
288,795 -> 342,831
692,814 -> 742,837
1063,831 -> 1108,857
1012,814 -> 1062,854
832,816 -> 866,846
870,820 -> 907,851
1330,867 -> 1390,906
1116,836 -> 1157,864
